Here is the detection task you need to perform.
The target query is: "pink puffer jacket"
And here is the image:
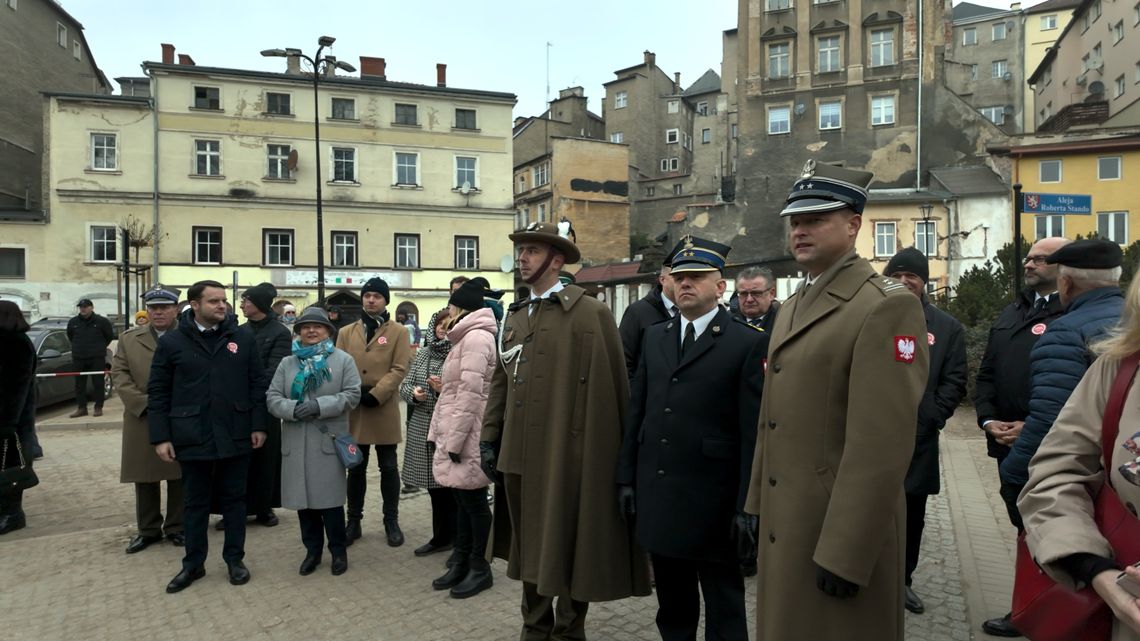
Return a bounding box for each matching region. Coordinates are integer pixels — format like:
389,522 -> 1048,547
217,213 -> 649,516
427,307 -> 498,490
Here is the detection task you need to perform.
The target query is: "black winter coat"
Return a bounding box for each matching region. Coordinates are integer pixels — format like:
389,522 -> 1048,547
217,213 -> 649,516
974,290 -> 1064,458
66,313 -> 115,359
0,331 -> 35,437
731,299 -> 781,334
904,302 -> 968,495
242,312 -> 291,513
147,312 -> 268,461
246,313 -> 292,379
618,288 -> 671,378
617,309 -> 768,562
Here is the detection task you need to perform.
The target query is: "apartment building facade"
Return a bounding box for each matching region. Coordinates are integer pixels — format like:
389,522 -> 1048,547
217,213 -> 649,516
947,2 -> 1026,132
1023,0 -> 1082,127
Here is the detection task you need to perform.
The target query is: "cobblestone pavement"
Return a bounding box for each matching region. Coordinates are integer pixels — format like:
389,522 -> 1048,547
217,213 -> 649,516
0,404 -> 1013,640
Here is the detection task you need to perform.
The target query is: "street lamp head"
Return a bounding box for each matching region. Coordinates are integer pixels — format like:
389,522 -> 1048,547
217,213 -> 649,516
318,35 -> 336,47
335,60 -> 357,73
260,48 -> 288,57
919,202 -> 933,220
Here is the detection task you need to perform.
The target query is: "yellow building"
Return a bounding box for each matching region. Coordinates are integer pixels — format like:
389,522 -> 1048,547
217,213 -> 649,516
1021,0 -> 1080,130
1008,134 -> 1140,244
856,193 -> 950,294
5,50 -> 517,323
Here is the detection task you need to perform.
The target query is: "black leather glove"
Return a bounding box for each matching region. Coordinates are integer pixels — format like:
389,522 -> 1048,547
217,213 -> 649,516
816,565 -> 860,598
479,441 -> 497,480
448,451 -> 461,464
617,485 -> 636,524
359,386 -> 379,408
293,399 -> 320,420
426,440 -> 436,455
729,512 -> 758,565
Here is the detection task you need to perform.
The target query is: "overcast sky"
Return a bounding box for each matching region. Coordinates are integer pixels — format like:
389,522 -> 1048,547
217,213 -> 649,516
60,0 -> 1044,119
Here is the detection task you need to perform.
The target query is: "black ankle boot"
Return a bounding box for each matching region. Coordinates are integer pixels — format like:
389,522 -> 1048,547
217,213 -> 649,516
450,558 -> 493,599
0,498 -> 26,535
432,561 -> 469,590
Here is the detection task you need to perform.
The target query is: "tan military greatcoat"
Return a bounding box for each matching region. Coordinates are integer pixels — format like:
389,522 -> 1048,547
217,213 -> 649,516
112,326 -> 181,483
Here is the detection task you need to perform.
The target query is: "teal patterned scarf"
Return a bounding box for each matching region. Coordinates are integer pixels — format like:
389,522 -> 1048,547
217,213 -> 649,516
291,338 -> 334,401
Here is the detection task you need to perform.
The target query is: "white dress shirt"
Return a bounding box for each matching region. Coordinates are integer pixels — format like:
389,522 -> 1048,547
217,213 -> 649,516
678,306 -> 719,350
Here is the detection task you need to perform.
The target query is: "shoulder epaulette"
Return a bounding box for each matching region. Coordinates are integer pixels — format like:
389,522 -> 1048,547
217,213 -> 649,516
871,275 -> 908,295
731,317 -> 765,332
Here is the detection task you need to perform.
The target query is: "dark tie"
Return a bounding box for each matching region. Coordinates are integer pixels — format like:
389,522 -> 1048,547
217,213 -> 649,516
682,322 -> 696,357
670,305 -> 679,317
1033,296 -> 1048,313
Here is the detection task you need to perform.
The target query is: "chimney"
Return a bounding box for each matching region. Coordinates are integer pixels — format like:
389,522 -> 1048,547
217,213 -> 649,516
644,50 -> 656,68
436,63 -> 447,87
161,43 -> 175,65
674,72 -> 681,93
359,56 -> 386,80
287,54 -> 301,75
558,86 -> 584,99
177,53 -> 196,66
1010,1 -> 1021,8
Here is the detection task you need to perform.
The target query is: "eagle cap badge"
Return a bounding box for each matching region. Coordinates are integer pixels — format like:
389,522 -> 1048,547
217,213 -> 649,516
801,159 -> 817,179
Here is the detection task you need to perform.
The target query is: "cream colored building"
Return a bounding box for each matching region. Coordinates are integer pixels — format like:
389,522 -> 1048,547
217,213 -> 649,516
6,51 -> 517,322
1021,0 -> 1080,129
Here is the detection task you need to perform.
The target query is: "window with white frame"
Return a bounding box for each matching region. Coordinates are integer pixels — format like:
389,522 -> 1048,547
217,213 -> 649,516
0,248 -> 25,278
517,174 -> 527,193
194,140 -> 221,176
455,156 -> 477,189
666,128 -> 679,144
533,162 -> 549,187
732,123 -> 738,138
395,152 -> 419,185
193,227 -> 221,265
963,28 -> 977,45
1099,156 -> 1122,180
332,147 -> 356,182
264,230 -> 293,266
993,22 -> 1007,40
645,186 -> 655,197
1092,0 -> 1102,21
331,97 -> 355,120
874,222 -> 896,257
992,59 -> 1008,78
614,90 -> 628,109
193,86 -> 220,110
56,22 -> 66,47
980,106 -> 1005,125
970,64 -> 979,81
818,36 -> 841,72
696,101 -> 709,116
768,106 -> 791,134
610,132 -> 624,143
769,42 -> 791,78
870,29 -> 895,66
1039,159 -> 1062,182
1041,14 -> 1058,29
267,144 -> 291,179
871,95 -> 895,125
1112,20 -> 1125,43
266,92 -> 291,115
916,220 -> 937,257
394,103 -> 418,125
6,0 -> 16,11
767,0 -> 791,9
72,40 -> 81,60
1116,75 -> 1127,98
818,100 -> 842,130
659,158 -> 680,172
455,236 -> 479,269
395,234 -> 419,269
455,108 -> 477,130
1135,3 -> 1139,26
1099,211 -> 1129,244
91,133 -> 117,170
667,100 -> 679,114
1036,215 -> 1064,239
332,231 -> 357,267
91,225 -> 117,262
702,128 -> 712,143
537,203 -> 547,222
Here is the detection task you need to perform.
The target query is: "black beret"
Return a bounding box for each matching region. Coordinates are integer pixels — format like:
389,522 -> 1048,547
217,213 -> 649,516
1045,239 -> 1123,269
885,247 -> 929,283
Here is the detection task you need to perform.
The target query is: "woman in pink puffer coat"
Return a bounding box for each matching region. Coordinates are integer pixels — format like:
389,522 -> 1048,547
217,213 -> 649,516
426,278 -> 500,599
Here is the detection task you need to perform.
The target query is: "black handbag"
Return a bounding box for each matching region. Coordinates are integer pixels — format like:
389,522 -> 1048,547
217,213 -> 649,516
319,425 -> 363,470
0,435 -> 39,491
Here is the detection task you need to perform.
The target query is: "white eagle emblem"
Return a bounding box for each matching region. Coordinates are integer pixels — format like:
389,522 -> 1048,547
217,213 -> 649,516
896,336 -> 916,362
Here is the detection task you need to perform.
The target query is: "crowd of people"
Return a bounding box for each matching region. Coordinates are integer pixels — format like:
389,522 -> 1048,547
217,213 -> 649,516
4,158 -> 1140,640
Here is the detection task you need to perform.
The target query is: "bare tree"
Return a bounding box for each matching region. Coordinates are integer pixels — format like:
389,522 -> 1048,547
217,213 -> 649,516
119,215 -> 165,266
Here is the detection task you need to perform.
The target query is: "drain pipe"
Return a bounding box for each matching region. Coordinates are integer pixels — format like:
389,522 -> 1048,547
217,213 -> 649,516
916,0 -> 924,190
143,64 -> 160,278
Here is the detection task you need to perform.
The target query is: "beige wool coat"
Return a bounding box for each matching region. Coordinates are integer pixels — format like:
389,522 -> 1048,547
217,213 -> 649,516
112,326 -> 181,483
1020,354 -> 1140,641
335,318 -> 411,445
745,251 -> 929,641
482,284 -> 652,602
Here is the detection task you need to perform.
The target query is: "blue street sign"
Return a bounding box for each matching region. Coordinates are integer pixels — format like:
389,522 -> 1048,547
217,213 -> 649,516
1023,193 -> 1092,215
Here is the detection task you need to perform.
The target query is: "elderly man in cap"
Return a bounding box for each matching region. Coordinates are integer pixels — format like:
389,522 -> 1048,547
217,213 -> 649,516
744,161 -> 928,641
67,298 -> 116,418
481,221 -> 650,640
617,245 -> 679,378
618,235 -> 767,641
999,239 -> 1125,493
336,276 -> 411,547
885,248 -> 968,615
113,285 -> 185,554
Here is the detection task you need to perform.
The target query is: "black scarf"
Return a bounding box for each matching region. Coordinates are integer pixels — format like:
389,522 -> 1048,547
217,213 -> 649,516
362,310 -> 391,343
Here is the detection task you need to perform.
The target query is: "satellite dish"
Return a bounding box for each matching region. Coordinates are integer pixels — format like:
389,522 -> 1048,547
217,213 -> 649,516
794,103 -> 806,115
499,255 -> 515,273
1089,80 -> 1105,95
287,149 -> 298,171
1002,104 -> 1015,115
460,181 -> 472,195
1003,71 -> 1013,81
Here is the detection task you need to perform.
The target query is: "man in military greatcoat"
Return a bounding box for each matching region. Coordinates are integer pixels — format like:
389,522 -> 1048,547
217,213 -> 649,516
886,248 -> 968,615
618,236 -> 766,641
113,285 -> 184,554
744,161 -> 929,641
481,221 -> 651,641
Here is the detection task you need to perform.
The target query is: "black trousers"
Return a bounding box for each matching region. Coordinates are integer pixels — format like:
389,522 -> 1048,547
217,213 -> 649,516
650,553 -> 747,641
905,493 -> 928,585
135,480 -> 184,537
244,420 -> 281,516
180,455 -> 249,570
427,487 -> 456,546
298,506 -> 347,556
72,356 -> 105,408
453,487 -> 491,562
995,452 -> 1025,533
346,443 -> 399,522
520,581 -> 590,641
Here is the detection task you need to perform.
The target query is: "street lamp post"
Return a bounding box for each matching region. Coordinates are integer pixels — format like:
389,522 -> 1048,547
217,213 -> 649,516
919,202 -> 933,256
262,37 -> 356,305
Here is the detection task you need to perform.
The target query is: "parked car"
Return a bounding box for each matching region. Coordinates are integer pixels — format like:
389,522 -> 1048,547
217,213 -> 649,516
28,326 -> 114,409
